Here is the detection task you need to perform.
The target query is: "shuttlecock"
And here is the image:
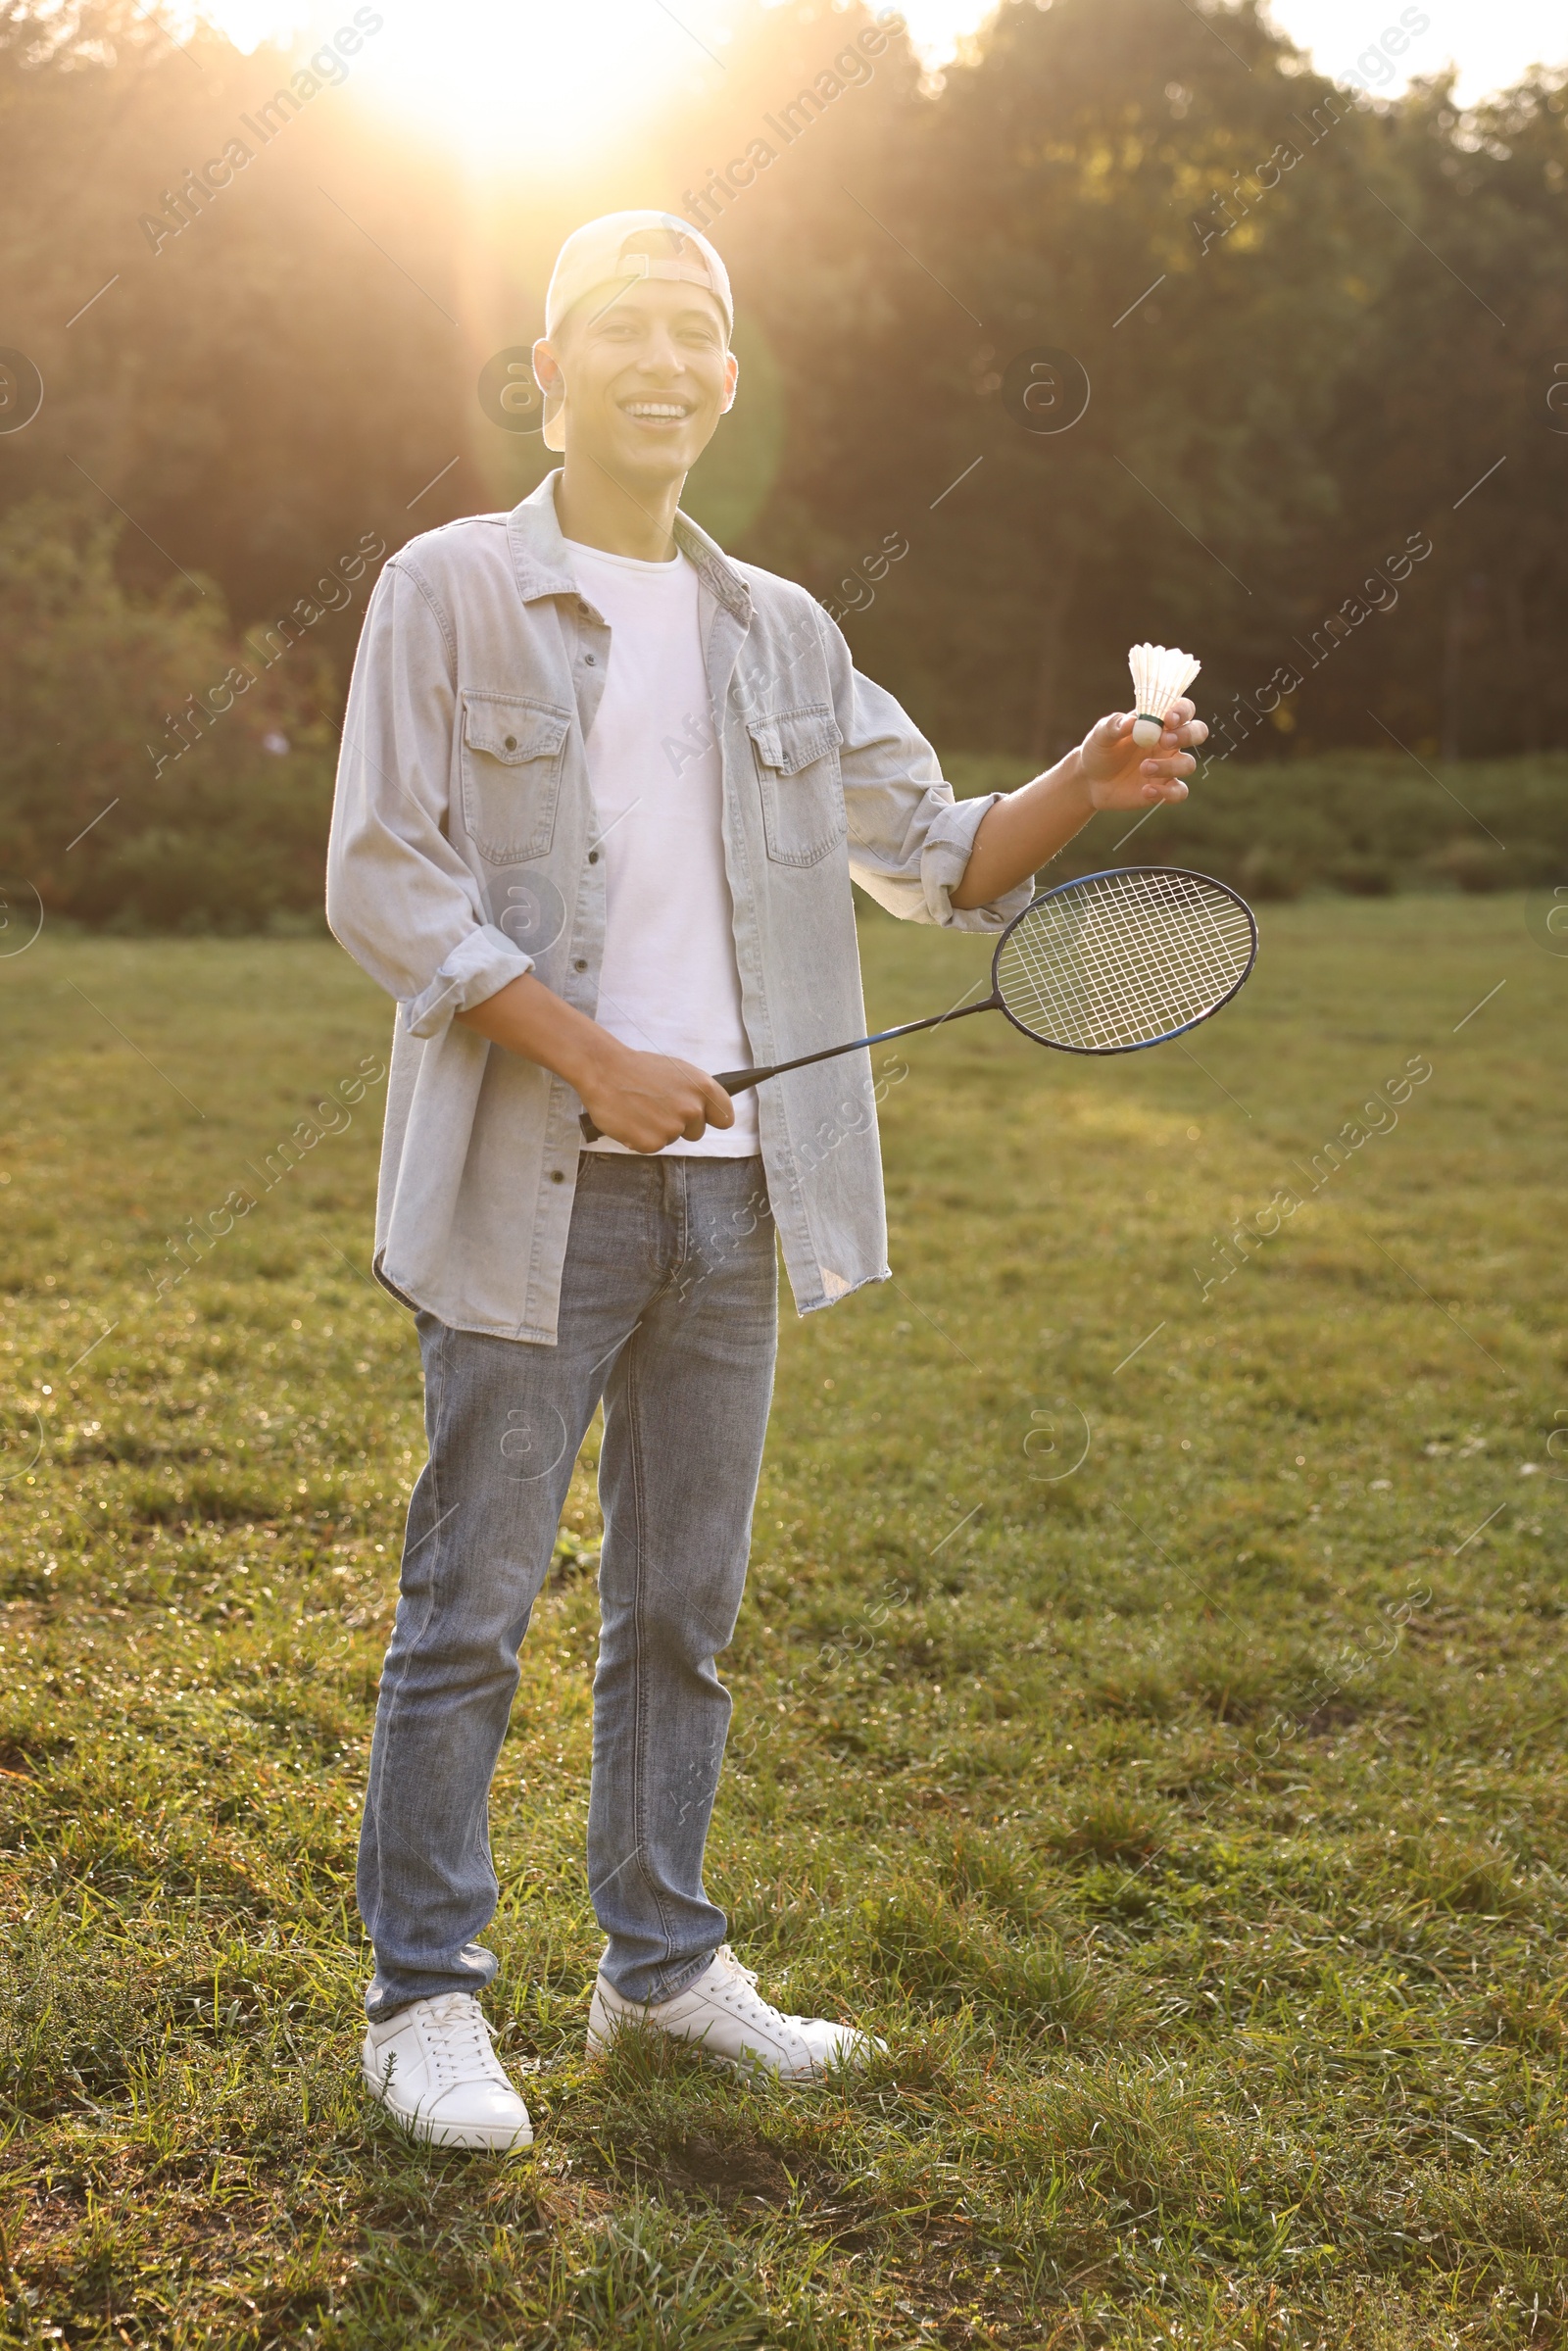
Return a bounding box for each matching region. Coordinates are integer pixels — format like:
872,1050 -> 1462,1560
1128,643 -> 1200,747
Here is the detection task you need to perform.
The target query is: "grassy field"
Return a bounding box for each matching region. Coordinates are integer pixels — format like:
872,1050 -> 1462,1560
2,894 -> 1566,2349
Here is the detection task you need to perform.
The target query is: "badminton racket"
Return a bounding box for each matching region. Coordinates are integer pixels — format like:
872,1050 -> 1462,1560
577,864 -> 1256,1141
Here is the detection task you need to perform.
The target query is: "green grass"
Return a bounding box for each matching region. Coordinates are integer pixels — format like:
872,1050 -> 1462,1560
2,897 -> 1566,2348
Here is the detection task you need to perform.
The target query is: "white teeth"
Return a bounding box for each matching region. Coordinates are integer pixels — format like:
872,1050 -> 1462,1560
625,403 -> 687,417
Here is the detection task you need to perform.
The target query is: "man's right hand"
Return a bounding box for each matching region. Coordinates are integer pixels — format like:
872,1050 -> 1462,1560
455,975 -> 734,1154
577,1044 -> 735,1153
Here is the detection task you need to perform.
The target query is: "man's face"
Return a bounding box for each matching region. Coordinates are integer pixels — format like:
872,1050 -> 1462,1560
535,276 -> 737,488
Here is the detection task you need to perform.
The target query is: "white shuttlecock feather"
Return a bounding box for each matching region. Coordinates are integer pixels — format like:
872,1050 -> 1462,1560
1127,643 -> 1200,747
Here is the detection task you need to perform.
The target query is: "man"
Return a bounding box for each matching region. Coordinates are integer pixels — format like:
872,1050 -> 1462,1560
326,210 -> 1203,2151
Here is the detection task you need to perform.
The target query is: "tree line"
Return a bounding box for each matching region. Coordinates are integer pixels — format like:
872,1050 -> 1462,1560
2,0 -> 1564,927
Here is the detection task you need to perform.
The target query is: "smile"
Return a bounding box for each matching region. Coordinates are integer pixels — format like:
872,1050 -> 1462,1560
621,400 -> 692,419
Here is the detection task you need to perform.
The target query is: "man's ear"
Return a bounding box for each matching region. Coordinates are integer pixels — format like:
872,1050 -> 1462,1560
720,351 -> 739,416
532,336 -> 563,396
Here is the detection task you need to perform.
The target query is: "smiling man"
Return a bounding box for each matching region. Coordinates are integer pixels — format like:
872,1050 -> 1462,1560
326,210 -> 1204,2150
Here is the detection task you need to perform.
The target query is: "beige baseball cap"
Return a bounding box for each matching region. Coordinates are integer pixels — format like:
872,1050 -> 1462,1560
534,210 -> 733,451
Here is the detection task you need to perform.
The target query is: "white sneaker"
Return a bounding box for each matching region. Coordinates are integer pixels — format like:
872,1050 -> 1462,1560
587,1945 -> 882,2084
362,1992 -> 533,2151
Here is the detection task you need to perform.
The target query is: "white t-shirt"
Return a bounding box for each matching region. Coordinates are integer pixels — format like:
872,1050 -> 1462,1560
564,538 -> 759,1156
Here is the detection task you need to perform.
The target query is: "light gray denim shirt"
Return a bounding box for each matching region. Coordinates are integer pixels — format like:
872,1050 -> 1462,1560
326,473 -> 1031,1342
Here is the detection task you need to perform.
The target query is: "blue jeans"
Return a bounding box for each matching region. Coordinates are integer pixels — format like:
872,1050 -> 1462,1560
358,1152 -> 778,2019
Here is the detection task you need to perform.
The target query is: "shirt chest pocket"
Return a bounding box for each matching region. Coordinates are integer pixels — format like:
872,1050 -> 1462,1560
747,707 -> 847,868
459,693 -> 572,864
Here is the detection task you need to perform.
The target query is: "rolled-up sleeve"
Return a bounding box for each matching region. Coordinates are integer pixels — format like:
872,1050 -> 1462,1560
326,557 -> 536,1037
814,607 -> 1034,932
402,921 -> 538,1039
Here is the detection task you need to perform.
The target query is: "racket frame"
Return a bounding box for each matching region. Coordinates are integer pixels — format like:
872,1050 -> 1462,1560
989,862 -> 1259,1058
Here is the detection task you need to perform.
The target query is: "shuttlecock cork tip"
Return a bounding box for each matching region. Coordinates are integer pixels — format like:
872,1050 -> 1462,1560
1128,642 -> 1200,747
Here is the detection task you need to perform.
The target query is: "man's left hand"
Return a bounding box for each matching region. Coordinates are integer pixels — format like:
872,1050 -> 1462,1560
1074,699 -> 1207,811
949,696 -> 1209,910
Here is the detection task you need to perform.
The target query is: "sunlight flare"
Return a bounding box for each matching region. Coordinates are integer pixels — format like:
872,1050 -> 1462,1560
200,0 -> 733,166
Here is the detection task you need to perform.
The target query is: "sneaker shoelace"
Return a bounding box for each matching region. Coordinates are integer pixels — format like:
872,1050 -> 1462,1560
710,1948 -> 817,2047
419,1995 -> 507,2088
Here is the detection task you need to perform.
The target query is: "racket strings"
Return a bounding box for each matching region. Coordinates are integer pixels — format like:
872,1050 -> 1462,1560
998,870 -> 1253,1051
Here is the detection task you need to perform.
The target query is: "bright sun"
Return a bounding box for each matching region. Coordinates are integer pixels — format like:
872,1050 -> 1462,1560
197,0 -> 735,167
195,0 -> 1568,149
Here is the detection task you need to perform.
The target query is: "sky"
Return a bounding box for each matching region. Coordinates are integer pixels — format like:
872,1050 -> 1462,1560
193,0 -> 1568,171
201,0 -> 1568,98
904,0 -> 1568,99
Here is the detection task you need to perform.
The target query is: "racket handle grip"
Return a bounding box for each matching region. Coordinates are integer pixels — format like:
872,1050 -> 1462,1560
579,1067 -> 749,1146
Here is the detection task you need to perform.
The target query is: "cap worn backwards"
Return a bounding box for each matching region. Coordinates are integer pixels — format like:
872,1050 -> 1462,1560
535,211 -> 734,452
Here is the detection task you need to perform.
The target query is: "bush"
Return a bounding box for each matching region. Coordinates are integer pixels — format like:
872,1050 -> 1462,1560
1330,854 -> 1397,897
1424,838 -> 1517,894
946,748 -> 1568,900
1239,845 -> 1306,903
0,497 -> 335,933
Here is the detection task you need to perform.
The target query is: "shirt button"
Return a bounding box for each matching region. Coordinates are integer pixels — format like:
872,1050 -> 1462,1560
583,654 -> 597,666
572,957 -> 588,971
587,850 -> 599,864
550,1169 -> 565,1183
504,734 -> 516,750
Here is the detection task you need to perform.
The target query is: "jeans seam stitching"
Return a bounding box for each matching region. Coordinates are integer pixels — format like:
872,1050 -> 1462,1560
363,1316 -> 452,1998
622,1325 -> 680,1987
